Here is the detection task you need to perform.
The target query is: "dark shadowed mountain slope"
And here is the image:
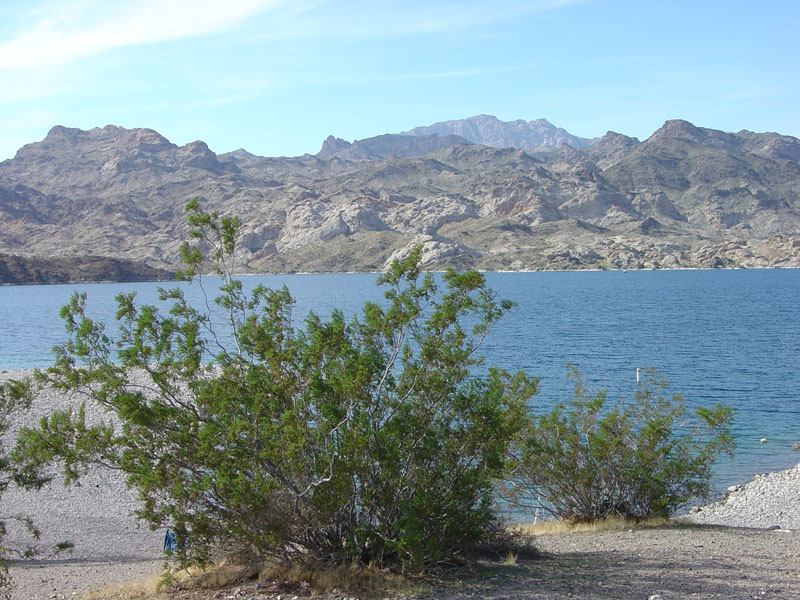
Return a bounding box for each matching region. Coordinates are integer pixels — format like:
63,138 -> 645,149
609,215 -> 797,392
0,253 -> 173,284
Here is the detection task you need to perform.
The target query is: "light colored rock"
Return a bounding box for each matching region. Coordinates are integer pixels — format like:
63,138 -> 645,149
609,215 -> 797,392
683,461 -> 800,530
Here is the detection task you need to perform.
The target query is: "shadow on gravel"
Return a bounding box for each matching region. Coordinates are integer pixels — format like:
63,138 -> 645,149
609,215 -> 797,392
436,526 -> 800,600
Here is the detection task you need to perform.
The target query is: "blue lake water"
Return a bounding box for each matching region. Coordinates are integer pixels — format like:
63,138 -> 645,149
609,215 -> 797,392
1,269 -> 799,499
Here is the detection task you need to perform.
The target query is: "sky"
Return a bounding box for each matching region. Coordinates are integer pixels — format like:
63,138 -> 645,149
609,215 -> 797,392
0,0 -> 798,160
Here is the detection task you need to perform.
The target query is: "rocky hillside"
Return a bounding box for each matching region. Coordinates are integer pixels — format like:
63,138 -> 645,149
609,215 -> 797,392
0,118 -> 798,276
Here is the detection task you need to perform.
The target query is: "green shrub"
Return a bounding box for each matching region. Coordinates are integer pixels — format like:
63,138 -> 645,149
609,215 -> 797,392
14,201 -> 536,570
512,366 -> 733,522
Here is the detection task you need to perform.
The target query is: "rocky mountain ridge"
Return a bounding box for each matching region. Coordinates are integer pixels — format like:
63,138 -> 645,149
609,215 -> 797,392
0,117 -> 799,279
403,114 -> 596,149
317,133 -> 469,160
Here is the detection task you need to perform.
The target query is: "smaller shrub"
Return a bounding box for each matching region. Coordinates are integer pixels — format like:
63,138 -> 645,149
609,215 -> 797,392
513,366 -> 734,522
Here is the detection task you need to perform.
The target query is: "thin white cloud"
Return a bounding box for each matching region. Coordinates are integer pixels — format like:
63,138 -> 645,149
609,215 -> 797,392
209,0 -> 590,46
395,64 -> 531,82
0,0 -> 284,70
0,66 -> 71,102
8,106 -> 60,129
112,92 -> 266,113
307,63 -> 533,87
0,0 -> 587,71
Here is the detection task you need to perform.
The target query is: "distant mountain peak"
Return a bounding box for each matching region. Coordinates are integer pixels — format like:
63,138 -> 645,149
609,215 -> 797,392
645,119 -> 761,155
648,119 -> 707,141
42,124 -> 173,147
45,125 -> 82,139
316,133 -> 468,161
9,124 -> 237,176
318,135 -> 352,158
403,114 -> 595,150
600,131 -> 640,144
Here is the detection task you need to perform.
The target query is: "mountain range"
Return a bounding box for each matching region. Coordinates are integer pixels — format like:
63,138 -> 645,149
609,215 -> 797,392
1,115 -> 799,282
403,114 -> 596,149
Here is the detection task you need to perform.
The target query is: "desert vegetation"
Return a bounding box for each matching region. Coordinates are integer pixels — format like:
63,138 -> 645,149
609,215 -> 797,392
510,367 -> 734,522
5,201 -> 734,594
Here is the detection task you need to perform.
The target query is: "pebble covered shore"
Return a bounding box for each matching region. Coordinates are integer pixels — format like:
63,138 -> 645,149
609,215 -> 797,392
682,461 -> 800,530
1,369 -> 799,599
0,369 -> 163,599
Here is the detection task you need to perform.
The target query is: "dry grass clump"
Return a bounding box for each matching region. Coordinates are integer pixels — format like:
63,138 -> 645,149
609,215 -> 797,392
515,515 -> 672,536
168,553 -> 263,590
471,528 -> 541,563
79,530 -> 541,600
79,574 -> 166,600
89,553 -> 429,599
258,559 -> 429,597
499,551 -> 518,566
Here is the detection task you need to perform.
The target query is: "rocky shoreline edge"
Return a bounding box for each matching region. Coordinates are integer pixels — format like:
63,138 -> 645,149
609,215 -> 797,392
681,461 -> 800,530
1,369 -> 799,599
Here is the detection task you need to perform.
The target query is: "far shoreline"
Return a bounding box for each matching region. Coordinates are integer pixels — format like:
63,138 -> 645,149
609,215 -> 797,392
2,264 -> 799,287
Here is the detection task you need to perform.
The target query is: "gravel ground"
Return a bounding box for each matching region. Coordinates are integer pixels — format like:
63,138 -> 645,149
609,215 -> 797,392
2,369 -> 800,600
0,369 -> 164,600
460,526 -> 800,600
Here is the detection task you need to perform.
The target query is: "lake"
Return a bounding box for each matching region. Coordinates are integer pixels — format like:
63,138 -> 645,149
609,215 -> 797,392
1,268 -> 799,498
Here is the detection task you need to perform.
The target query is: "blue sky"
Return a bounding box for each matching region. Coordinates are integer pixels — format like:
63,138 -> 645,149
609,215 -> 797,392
0,0 -> 798,160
